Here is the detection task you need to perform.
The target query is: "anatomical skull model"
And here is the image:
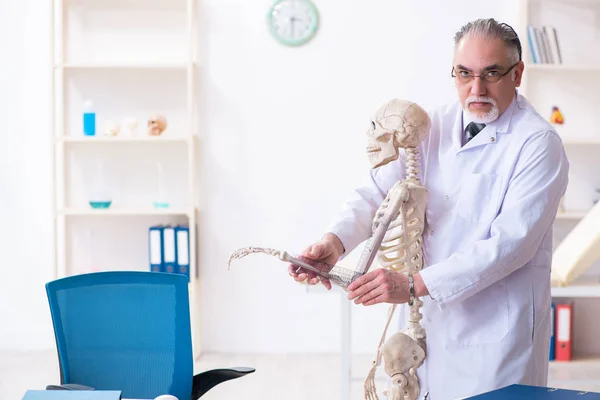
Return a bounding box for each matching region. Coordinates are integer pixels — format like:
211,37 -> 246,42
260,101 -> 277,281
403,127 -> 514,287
147,114 -> 167,136
363,99 -> 430,400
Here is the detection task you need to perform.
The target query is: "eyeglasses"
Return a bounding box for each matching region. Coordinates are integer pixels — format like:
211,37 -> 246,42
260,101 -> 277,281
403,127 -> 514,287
451,61 -> 520,84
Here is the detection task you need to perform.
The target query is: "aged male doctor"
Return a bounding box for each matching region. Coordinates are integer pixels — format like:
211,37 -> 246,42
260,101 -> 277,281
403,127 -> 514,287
290,18 -> 569,399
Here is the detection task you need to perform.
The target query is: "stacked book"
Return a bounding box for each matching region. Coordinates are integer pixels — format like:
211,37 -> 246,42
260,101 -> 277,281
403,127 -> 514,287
527,24 -> 562,64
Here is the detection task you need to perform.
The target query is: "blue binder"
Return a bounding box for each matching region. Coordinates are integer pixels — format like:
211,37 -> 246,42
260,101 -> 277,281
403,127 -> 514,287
550,303 -> 556,360
175,225 -> 190,281
465,384 -> 600,399
162,226 -> 177,273
23,391 -> 121,400
148,225 -> 164,272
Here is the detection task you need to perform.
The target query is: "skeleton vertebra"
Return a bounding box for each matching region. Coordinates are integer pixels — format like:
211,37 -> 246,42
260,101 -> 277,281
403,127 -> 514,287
363,99 -> 430,400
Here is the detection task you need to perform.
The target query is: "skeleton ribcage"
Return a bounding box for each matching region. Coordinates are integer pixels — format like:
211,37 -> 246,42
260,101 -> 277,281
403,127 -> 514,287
373,181 -> 429,274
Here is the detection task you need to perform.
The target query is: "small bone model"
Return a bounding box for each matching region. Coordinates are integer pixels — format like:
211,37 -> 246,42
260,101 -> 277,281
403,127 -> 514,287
121,117 -> 139,136
103,120 -> 120,136
363,99 -> 430,400
148,114 -> 167,136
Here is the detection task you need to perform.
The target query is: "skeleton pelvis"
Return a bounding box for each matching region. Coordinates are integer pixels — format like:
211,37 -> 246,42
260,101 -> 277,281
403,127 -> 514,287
381,332 -> 426,400
381,332 -> 425,379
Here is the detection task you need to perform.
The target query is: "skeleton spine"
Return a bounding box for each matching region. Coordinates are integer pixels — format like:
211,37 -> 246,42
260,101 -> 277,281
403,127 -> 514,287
405,148 -> 421,184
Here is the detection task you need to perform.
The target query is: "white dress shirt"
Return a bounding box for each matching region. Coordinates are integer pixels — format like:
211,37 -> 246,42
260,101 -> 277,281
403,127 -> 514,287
325,91 -> 569,399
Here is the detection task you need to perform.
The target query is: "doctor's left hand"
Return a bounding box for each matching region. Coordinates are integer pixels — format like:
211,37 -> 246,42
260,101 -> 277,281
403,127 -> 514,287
347,269 -> 410,306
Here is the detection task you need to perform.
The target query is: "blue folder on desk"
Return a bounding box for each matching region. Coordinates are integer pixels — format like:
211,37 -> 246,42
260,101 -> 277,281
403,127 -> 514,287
465,384 -> 600,399
23,391 -> 122,400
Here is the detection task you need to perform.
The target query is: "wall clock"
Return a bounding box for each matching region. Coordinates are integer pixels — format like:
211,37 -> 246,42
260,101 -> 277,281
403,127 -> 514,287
267,0 -> 319,47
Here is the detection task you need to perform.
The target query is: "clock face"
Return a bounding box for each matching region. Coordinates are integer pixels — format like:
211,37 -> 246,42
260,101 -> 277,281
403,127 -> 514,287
267,0 -> 319,46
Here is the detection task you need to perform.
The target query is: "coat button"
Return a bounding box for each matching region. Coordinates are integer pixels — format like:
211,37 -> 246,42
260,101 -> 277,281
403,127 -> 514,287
490,137 -> 496,142
445,195 -> 449,199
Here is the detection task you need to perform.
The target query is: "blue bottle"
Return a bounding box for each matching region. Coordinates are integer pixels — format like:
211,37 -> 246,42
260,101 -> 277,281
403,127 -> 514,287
83,100 -> 96,136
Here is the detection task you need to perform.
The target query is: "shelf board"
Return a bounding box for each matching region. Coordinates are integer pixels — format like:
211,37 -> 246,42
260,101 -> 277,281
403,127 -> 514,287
556,211 -> 588,220
56,136 -> 192,144
55,62 -> 195,70
527,64 -> 600,72
58,207 -> 195,216
552,283 -> 600,298
561,139 -> 600,145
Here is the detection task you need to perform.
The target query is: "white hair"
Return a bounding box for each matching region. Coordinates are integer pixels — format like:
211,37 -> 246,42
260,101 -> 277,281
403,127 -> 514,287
454,18 -> 521,66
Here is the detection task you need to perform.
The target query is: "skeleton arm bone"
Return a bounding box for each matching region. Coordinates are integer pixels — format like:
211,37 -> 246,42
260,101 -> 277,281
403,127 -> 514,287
325,154 -> 408,259
355,184 -> 409,275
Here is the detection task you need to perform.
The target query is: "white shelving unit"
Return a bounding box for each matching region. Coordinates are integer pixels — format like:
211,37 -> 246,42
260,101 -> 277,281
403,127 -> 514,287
527,64 -> 600,72
552,283 -> 600,298
555,211 -> 588,220
57,62 -> 192,70
519,0 -> 600,299
51,0 -> 202,357
56,136 -> 194,144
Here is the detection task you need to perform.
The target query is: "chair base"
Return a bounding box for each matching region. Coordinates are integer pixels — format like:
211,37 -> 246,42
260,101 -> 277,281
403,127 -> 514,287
192,367 -> 256,399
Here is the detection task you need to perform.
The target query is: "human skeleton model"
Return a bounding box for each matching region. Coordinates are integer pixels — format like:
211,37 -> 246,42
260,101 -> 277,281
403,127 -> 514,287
227,99 -> 431,400
362,99 -> 430,400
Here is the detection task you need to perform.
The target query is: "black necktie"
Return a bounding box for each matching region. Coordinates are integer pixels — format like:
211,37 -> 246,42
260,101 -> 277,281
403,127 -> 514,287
465,122 -> 486,142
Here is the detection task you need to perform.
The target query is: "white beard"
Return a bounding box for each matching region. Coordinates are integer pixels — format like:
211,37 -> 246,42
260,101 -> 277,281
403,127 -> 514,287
464,96 -> 499,124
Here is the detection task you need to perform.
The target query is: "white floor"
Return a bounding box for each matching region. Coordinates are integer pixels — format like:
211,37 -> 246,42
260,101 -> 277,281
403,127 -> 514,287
3,351 -> 600,400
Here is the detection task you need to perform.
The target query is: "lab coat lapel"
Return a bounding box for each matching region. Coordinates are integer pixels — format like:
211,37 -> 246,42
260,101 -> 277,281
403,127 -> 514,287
450,106 -> 499,153
451,106 -> 464,152
460,123 -> 499,152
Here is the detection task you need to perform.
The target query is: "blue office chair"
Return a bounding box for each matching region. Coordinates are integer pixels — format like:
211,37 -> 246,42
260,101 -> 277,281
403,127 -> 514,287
45,271 -> 254,399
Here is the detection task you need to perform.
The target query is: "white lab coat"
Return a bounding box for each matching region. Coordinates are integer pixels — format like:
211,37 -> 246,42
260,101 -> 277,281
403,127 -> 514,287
326,92 -> 569,400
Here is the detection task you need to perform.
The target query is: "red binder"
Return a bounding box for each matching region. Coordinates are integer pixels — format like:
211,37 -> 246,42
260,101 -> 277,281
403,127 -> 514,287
555,302 -> 573,361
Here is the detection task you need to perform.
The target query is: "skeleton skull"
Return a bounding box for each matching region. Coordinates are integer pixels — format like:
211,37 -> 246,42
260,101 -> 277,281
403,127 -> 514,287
366,99 -> 431,168
147,114 -> 167,136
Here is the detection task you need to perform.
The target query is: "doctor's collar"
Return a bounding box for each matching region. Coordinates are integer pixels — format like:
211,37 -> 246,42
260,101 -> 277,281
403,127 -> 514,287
493,91 -> 518,134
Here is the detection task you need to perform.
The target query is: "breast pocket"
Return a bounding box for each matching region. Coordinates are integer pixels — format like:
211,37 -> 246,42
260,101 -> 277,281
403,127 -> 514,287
455,173 -> 503,226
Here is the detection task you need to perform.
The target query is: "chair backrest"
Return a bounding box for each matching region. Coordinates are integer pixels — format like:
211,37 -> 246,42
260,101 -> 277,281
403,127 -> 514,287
46,271 -> 193,400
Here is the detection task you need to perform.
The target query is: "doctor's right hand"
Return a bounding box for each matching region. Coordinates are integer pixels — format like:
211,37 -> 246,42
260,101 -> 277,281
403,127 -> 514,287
288,233 -> 344,290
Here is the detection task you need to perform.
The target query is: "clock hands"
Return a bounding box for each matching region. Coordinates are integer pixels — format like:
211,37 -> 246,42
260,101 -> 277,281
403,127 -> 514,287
290,16 -> 296,39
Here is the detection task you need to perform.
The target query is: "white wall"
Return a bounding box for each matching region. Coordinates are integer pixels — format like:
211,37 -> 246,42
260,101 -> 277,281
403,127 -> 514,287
0,0 -> 531,353
0,0 -> 56,350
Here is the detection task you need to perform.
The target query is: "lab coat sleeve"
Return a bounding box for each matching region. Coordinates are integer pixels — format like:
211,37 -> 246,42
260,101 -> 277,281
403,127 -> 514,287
324,153 -> 406,256
419,130 -> 569,309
